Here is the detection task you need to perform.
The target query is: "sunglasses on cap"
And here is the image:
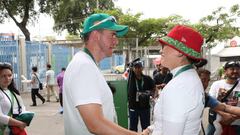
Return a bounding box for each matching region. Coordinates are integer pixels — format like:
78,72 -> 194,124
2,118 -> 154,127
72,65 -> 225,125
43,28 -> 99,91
0,62 -> 12,67
89,16 -> 117,29
224,61 -> 240,69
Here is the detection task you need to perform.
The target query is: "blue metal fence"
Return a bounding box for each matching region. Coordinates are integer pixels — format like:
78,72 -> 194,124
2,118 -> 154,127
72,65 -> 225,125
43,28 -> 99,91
51,45 -> 72,75
25,41 -> 48,82
0,40 -> 125,90
0,40 -> 21,89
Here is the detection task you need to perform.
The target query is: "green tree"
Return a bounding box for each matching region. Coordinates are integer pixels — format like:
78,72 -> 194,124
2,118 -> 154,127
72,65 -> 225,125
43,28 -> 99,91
0,0 -> 114,41
193,4 -> 240,48
0,0 -> 58,41
96,9 -> 189,46
52,0 -> 115,35
65,34 -> 80,40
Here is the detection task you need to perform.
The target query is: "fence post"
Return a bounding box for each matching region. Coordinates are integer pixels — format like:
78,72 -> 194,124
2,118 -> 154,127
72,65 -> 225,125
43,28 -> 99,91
47,42 -> 52,64
19,37 -> 27,91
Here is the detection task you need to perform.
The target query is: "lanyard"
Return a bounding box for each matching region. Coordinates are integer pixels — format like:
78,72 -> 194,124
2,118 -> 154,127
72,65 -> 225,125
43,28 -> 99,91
174,64 -> 193,78
135,77 -> 144,91
83,48 -> 96,64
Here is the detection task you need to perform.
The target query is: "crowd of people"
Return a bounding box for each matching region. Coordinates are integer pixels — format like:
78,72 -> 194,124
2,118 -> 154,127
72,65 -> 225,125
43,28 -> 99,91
1,12 -> 240,135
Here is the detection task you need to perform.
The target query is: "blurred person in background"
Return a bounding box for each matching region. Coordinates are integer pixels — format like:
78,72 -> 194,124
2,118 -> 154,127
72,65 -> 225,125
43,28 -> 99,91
208,61 -> 240,135
30,66 -> 45,106
0,62 -> 27,134
127,60 -> 155,132
56,67 -> 65,114
46,64 -> 59,102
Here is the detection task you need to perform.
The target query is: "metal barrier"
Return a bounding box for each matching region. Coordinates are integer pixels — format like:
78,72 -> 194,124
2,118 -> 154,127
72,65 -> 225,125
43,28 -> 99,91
51,44 -> 73,74
0,40 -> 21,89
25,41 -> 48,81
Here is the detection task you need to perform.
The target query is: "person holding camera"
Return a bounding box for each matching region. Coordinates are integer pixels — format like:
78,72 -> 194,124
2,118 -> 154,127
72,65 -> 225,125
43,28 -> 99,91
128,60 -> 155,132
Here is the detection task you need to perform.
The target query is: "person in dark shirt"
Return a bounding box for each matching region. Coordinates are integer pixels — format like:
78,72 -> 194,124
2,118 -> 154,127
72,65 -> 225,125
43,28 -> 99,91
152,57 -> 161,77
153,66 -> 172,90
127,60 -> 155,132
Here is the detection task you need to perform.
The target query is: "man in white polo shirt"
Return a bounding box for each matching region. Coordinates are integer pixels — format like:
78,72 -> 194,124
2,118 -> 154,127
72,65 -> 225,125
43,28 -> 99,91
63,13 -> 141,135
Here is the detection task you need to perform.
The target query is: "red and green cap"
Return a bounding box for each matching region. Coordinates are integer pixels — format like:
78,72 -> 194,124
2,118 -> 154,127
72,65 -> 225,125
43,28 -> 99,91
159,25 -> 204,60
81,13 -> 128,37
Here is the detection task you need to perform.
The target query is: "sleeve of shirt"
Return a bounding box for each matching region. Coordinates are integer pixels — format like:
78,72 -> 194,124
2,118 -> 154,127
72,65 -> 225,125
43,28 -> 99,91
0,96 -> 10,125
209,82 -> 218,98
206,94 -> 219,109
56,75 -> 60,87
67,65 -> 102,107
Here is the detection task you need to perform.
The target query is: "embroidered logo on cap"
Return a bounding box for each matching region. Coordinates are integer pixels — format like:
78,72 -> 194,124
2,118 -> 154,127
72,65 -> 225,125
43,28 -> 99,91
181,37 -> 186,42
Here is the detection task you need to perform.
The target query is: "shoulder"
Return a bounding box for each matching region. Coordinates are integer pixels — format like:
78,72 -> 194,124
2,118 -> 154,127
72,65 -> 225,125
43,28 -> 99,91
143,75 -> 153,80
211,80 -> 224,87
0,90 -> 5,99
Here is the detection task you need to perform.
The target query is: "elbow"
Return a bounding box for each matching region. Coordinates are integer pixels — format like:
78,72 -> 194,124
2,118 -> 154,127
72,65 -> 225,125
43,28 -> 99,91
85,117 -> 106,134
86,123 -> 100,134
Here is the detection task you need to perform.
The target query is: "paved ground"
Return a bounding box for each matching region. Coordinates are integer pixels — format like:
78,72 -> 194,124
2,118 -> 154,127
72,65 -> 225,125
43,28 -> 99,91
20,89 -> 209,135
20,89 -> 64,135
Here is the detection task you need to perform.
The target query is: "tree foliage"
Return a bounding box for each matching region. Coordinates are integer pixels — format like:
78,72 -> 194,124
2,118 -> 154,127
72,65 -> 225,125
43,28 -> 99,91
0,0 -> 60,41
193,4 -> 240,48
0,0 -> 114,41
52,0 -> 115,35
95,9 -> 189,47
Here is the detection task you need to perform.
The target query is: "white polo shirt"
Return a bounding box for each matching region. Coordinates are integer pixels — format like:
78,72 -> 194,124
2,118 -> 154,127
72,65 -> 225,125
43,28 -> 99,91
63,51 -> 116,135
152,66 -> 205,135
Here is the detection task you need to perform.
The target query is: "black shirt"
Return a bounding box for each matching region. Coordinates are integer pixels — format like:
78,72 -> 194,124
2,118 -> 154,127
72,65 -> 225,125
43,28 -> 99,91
128,73 -> 155,109
153,72 -> 173,85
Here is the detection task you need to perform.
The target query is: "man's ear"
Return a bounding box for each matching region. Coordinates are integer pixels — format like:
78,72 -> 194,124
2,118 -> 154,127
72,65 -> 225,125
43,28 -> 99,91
90,30 -> 100,41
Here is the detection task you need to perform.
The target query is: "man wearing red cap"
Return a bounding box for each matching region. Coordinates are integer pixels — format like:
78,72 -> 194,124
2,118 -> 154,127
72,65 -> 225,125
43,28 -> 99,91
143,25 -> 205,135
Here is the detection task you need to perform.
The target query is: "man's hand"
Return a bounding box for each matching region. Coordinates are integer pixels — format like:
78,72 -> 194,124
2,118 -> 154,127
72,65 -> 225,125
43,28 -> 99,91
142,128 -> 150,135
217,88 -> 227,101
220,113 -> 236,125
18,121 -> 27,129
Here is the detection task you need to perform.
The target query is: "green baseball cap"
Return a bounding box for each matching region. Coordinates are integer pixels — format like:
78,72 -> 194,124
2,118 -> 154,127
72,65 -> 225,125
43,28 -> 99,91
81,13 -> 128,37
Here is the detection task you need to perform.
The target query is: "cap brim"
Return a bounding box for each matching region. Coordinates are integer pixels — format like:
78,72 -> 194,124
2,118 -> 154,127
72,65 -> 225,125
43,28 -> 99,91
158,39 -> 203,61
107,24 -> 128,37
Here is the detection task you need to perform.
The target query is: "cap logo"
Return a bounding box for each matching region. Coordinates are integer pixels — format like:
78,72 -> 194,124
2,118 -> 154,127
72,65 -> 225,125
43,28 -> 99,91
181,37 -> 186,43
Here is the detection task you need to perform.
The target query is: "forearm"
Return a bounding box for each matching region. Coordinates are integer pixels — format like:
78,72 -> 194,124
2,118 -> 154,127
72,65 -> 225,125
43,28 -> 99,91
78,104 -> 140,135
225,105 -> 240,117
90,117 -> 139,135
214,103 -> 240,117
8,117 -> 26,129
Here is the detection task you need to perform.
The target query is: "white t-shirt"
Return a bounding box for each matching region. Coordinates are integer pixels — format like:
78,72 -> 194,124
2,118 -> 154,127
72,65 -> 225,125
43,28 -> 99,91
46,69 -> 55,85
151,66 -> 205,135
0,90 -> 26,134
209,79 -> 240,125
63,51 -> 116,135
31,73 -> 39,89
